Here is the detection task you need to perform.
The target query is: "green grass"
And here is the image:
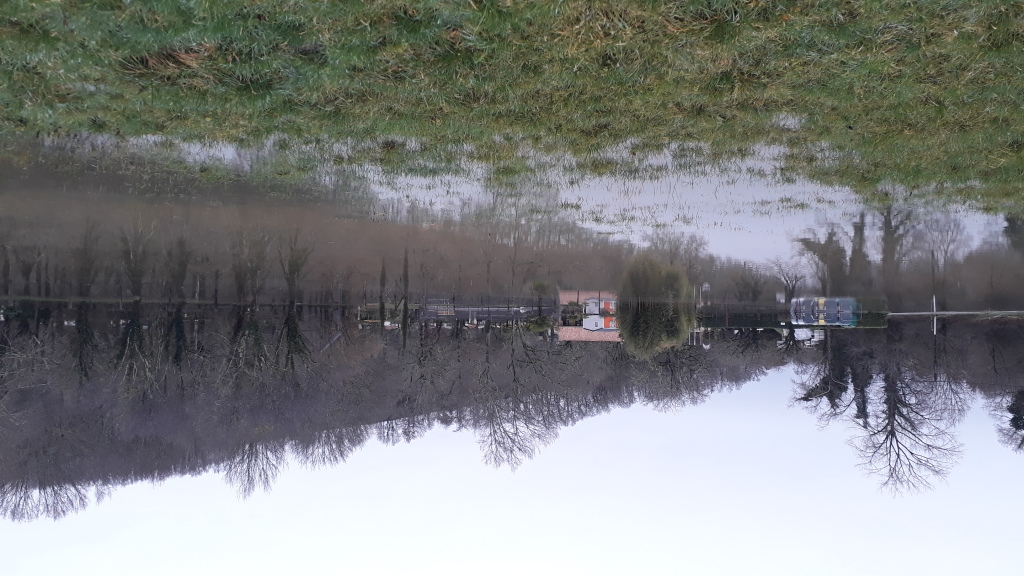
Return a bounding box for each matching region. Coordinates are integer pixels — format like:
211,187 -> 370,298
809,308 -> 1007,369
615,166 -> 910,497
3,0 -> 1024,200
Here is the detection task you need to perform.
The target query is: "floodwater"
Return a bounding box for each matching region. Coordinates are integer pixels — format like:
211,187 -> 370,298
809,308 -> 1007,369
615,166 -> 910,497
2,142 -> 1024,575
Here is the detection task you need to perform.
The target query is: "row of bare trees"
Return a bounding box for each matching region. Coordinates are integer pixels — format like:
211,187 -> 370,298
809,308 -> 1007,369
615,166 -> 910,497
640,196 -> 1024,316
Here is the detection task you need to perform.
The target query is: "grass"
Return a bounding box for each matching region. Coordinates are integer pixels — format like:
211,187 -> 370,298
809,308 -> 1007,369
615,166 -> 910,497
3,1 -> 1024,200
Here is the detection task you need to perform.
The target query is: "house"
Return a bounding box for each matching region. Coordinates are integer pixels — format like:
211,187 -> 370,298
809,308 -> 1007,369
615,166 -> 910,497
557,290 -> 621,342
583,315 -> 617,331
584,297 -> 617,315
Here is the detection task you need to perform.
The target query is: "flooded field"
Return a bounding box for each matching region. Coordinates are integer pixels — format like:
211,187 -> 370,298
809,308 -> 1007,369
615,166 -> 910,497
3,141 -> 1024,574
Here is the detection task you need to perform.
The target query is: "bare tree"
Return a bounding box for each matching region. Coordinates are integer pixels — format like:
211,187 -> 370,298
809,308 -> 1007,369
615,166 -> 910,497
731,264 -> 769,302
230,231 -> 271,303
770,258 -> 805,303
165,236 -> 193,301
13,245 -> 41,297
120,223 -> 154,298
919,212 -> 968,308
71,221 -> 102,298
278,231 -> 313,302
646,231 -> 709,282
921,213 -> 968,272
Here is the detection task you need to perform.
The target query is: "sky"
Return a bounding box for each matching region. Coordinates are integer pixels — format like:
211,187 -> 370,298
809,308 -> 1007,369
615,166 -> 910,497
4,367 -> 1021,576
374,161 -> 1005,263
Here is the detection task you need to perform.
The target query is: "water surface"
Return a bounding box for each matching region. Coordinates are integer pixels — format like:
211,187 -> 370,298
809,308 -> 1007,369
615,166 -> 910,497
2,143 -> 1023,574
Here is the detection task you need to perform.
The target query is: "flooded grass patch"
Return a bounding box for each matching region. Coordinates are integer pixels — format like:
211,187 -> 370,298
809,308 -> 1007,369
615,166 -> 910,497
3,1 -> 1024,202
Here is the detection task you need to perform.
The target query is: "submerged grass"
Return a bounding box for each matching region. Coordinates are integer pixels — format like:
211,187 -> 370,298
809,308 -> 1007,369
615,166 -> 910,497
3,1 -> 1024,198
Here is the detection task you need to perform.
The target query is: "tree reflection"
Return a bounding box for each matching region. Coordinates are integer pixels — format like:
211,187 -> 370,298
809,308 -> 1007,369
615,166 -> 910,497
5,194 -> 1024,518
275,306 -> 311,374
273,233 -> 314,375
465,309 -> 580,469
994,391 -> 1024,453
222,441 -> 286,498
120,225 -> 152,298
224,305 -> 270,386
795,323 -> 966,493
0,480 -> 91,521
472,393 -> 560,470
292,427 -> 371,469
164,302 -> 188,367
114,300 -> 156,399
795,331 -> 851,419
858,338 -> 963,493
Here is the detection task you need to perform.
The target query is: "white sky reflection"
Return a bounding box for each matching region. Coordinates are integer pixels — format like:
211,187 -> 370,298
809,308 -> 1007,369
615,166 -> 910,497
4,367 -> 1020,575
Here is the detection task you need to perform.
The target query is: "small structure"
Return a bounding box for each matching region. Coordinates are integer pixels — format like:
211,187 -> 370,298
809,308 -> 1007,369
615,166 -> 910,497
790,297 -> 858,327
557,290 -> 621,343
583,315 -> 617,331
584,297 -> 616,315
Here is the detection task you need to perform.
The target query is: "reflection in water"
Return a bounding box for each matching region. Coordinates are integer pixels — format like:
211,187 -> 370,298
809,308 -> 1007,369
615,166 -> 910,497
3,164 -> 1024,520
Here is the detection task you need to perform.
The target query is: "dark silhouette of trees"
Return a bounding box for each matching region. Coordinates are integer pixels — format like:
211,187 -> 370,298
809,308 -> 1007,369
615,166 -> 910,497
1009,391 -> 1024,433
731,264 -> 769,302
798,229 -> 848,296
879,205 -> 913,309
231,231 -> 270,303
1004,215 -> 1024,254
618,256 -> 692,358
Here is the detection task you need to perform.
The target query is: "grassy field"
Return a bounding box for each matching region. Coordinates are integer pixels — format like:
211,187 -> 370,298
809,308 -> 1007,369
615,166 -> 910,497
3,0 -> 1024,200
